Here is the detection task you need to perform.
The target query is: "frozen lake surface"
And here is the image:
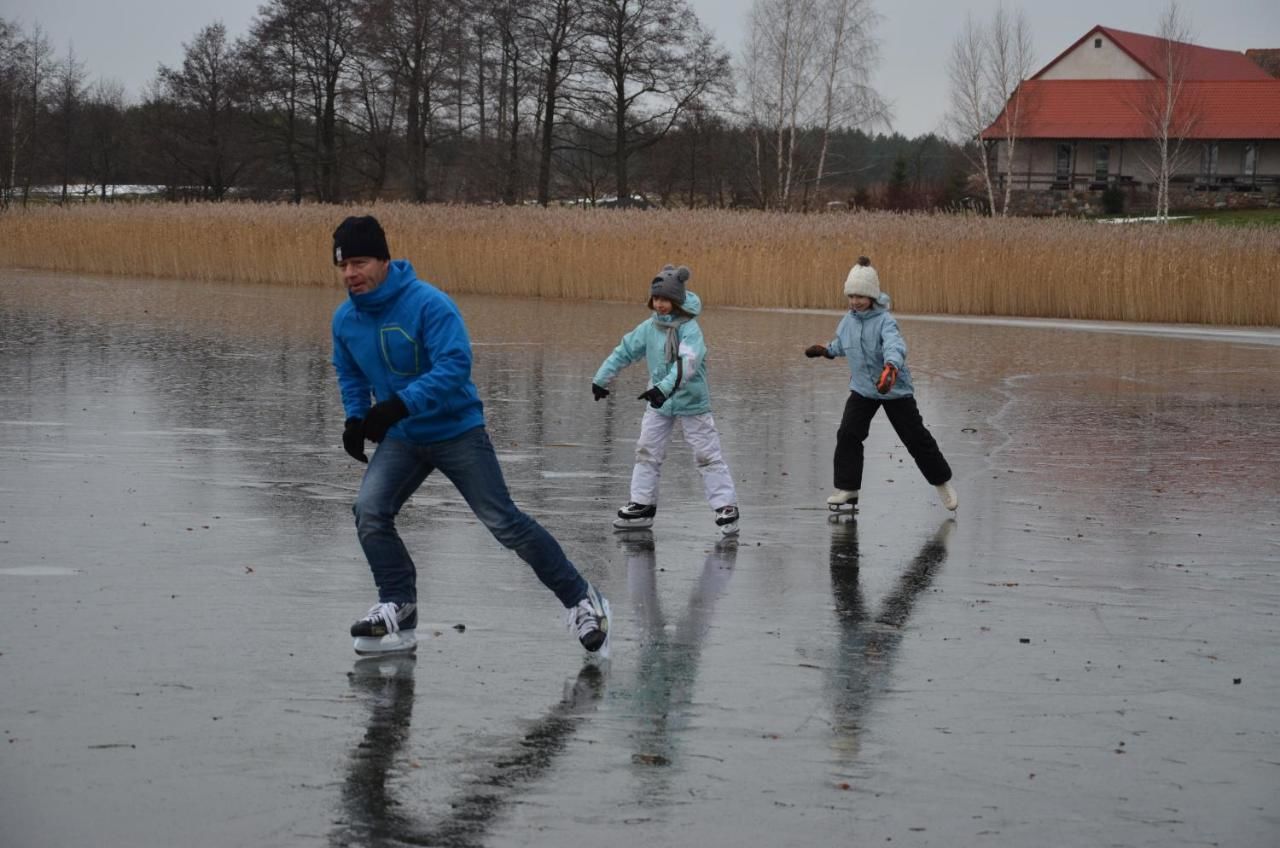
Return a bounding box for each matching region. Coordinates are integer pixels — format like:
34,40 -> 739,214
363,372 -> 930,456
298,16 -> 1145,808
1,269 -> 1278,847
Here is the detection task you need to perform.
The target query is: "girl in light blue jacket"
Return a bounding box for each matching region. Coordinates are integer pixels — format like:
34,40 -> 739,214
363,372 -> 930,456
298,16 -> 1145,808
805,257 -> 957,513
592,265 -> 740,536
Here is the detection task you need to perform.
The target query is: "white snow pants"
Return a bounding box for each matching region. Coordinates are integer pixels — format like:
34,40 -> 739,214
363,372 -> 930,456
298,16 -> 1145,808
630,408 -> 737,510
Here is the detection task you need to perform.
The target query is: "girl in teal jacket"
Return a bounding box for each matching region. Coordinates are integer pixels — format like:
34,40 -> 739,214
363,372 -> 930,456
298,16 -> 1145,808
592,265 -> 740,536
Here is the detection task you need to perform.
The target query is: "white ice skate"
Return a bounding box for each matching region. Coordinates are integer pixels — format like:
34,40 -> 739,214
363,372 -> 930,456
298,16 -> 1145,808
935,482 -> 959,511
351,601 -> 419,656
613,501 -> 656,530
826,489 -> 859,513
714,505 -> 740,536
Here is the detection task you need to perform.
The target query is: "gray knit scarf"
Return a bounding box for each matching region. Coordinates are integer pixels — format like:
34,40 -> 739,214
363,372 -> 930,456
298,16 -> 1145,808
654,314 -> 690,363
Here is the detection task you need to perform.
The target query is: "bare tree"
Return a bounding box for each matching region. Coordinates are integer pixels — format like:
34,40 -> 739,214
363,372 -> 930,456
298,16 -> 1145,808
1134,1 -> 1198,221
52,43 -> 87,203
83,78 -> 127,201
944,4 -> 1035,216
347,41 -> 402,198
243,0 -> 311,202
11,23 -> 54,206
742,0 -> 821,208
811,0 -> 888,207
570,0 -> 731,205
157,22 -> 251,199
519,0 -> 586,206
0,17 -> 21,207
368,0 -> 465,202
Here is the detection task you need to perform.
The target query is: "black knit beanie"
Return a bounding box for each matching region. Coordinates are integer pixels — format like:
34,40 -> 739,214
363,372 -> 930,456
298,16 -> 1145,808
333,215 -> 390,264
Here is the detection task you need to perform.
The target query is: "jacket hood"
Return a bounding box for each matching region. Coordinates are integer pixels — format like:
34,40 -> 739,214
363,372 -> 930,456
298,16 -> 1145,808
653,290 -> 702,322
348,259 -> 416,314
850,292 -> 892,319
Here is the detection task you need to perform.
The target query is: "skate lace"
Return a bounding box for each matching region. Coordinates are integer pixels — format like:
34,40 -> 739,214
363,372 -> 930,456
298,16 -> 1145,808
362,602 -> 401,634
565,599 -> 600,640
716,506 -> 737,519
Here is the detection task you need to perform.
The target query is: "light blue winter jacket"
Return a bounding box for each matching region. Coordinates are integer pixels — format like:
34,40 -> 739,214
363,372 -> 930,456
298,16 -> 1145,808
592,291 -> 712,417
332,259 -> 485,443
824,297 -> 916,399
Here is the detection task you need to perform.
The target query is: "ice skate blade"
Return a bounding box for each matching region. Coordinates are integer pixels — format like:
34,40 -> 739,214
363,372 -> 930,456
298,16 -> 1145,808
612,517 -> 654,530
828,503 -> 857,513
353,629 -> 418,656
717,521 -> 740,537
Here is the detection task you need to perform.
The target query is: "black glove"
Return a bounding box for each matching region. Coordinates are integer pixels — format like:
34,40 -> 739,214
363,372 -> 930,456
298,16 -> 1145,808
364,395 -> 409,443
637,387 -> 667,409
342,417 -> 368,463
804,344 -> 832,359
592,383 -> 610,401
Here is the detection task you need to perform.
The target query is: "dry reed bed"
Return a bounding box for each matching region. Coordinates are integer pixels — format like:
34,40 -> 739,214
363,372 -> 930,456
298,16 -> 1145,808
1,203 -> 1276,325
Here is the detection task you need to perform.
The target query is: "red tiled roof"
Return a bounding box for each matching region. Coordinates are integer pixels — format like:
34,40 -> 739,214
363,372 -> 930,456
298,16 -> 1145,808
981,79 -> 1280,140
1033,25 -> 1273,81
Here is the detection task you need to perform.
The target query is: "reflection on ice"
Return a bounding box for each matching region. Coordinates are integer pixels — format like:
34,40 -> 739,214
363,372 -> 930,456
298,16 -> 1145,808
2,270 -> 1279,847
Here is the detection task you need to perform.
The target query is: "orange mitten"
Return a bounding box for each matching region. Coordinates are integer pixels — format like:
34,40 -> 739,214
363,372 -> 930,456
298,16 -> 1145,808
876,363 -> 898,394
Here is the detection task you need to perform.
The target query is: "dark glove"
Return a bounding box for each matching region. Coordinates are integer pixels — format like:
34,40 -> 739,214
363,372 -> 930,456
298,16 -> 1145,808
637,387 -> 667,409
876,363 -> 898,394
342,417 -> 368,463
805,344 -> 832,359
592,383 -> 610,401
364,395 -> 409,443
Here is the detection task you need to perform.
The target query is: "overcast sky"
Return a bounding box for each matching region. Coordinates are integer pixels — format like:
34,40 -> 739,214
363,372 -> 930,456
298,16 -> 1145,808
6,0 -> 1279,137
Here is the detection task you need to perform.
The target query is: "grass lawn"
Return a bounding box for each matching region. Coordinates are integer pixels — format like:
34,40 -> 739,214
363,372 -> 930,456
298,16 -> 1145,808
1185,207 -> 1280,227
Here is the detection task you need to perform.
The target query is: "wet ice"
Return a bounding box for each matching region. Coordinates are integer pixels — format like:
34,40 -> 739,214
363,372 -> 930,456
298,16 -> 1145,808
1,269 -> 1278,847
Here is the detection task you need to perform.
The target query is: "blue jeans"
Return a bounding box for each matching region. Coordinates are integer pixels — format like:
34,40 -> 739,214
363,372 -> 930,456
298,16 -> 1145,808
352,426 -> 588,609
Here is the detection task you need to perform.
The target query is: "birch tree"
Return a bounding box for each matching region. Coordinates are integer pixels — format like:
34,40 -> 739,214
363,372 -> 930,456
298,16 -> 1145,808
743,0 -> 821,208
811,0 -> 888,206
944,5 -> 1034,216
1134,1 -> 1198,221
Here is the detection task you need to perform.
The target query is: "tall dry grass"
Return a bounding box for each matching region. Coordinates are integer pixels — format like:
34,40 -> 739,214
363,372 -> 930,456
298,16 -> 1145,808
0,202 -> 1276,325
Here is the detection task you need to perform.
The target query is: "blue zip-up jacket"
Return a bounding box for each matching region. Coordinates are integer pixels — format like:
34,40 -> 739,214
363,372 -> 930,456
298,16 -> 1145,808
824,298 -> 916,399
332,259 -> 485,443
592,291 -> 712,417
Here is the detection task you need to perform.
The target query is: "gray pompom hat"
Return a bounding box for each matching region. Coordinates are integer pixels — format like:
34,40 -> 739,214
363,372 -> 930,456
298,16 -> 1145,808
649,264 -> 690,306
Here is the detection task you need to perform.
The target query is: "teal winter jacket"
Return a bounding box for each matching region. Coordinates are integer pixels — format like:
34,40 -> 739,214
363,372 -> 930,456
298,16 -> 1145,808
593,291 -> 713,417
331,259 -> 485,443
824,299 -> 916,399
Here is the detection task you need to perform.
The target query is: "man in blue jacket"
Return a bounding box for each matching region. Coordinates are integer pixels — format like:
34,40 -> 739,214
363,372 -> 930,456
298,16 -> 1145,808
330,215 -> 609,656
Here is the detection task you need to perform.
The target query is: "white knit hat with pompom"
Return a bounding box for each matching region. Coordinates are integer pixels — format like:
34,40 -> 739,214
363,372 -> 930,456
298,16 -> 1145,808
843,256 -> 881,298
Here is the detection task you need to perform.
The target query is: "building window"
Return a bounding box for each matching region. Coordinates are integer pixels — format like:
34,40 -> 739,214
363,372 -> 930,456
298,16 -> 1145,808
1201,142 -> 1219,181
1055,143 -> 1072,186
1094,144 -> 1110,183
1094,38 -> 1102,48
1243,143 -> 1258,183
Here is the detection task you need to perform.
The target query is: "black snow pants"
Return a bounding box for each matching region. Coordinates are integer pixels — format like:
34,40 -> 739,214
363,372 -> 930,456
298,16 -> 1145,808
834,391 -> 951,491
